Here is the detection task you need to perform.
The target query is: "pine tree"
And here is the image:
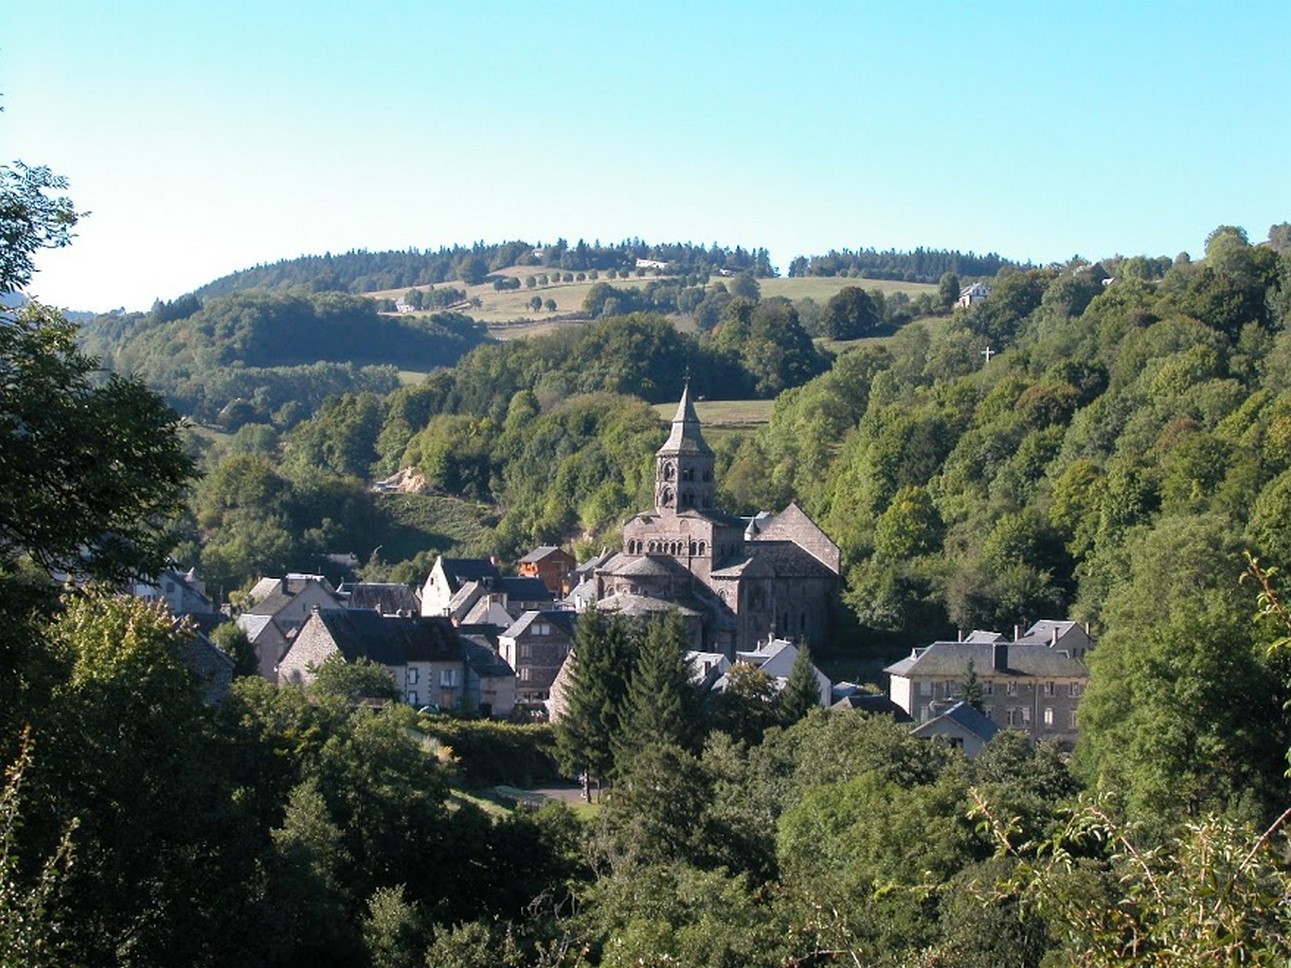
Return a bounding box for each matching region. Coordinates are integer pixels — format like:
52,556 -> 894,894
555,610 -> 635,782
777,643 -> 822,725
614,612 -> 702,772
961,658 -> 985,712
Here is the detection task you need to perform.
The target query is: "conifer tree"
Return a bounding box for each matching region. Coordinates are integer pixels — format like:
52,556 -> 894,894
555,610 -> 634,782
613,611 -> 702,771
777,642 -> 822,725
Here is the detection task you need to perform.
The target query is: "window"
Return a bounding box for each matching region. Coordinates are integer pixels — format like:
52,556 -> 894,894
407,668 -> 419,685
535,623 -> 550,636
1044,681 -> 1055,697
440,669 -> 458,688
983,681 -> 994,696
1021,707 -> 1031,725
919,681 -> 932,696
520,667 -> 531,682
1069,709 -> 1078,728
407,691 -> 419,706
944,681 -> 958,697
1069,682 -> 1082,697
1006,681 -> 1017,696
520,643 -> 532,659
1043,707 -> 1054,727
1006,709 -> 1018,726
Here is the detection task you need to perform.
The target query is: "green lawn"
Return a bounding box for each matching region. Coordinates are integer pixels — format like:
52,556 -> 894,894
759,276 -> 938,303
652,399 -> 774,428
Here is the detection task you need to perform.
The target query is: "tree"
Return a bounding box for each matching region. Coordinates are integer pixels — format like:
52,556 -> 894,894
555,610 -> 635,782
1,160 -> 79,294
938,271 -> 961,311
543,298 -> 556,312
309,654 -> 399,702
456,255 -> 488,285
822,286 -> 880,339
614,612 -> 702,768
0,304 -> 195,586
776,643 -> 821,724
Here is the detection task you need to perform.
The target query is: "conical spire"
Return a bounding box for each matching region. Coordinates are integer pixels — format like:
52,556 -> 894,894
655,380 -> 715,512
658,379 -> 712,457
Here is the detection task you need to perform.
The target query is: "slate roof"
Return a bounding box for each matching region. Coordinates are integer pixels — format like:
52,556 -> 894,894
312,609 -> 464,666
500,609 -> 578,640
709,541 -> 836,580
343,582 -> 420,615
236,613 -> 278,642
831,694 -> 911,720
912,700 -> 1002,743
596,592 -> 701,618
461,637 -> 515,678
519,545 -> 570,564
613,554 -> 690,578
496,576 -> 553,602
441,558 -> 501,588
885,641 -> 1087,678
657,382 -> 713,456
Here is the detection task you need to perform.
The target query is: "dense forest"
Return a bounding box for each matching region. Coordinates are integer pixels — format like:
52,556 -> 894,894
191,239 -> 778,301
11,147 -> 1291,963
787,245 -> 1025,281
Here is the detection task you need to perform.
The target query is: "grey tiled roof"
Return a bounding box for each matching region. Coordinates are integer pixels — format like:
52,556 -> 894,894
596,592 -> 700,618
344,582 -> 420,615
314,609 -> 464,666
912,700 -> 1001,742
885,641 -> 1087,678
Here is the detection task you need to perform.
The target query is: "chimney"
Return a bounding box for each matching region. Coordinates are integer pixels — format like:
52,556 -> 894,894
993,642 -> 1008,672
1013,624 -> 1020,641
1051,626 -> 1058,647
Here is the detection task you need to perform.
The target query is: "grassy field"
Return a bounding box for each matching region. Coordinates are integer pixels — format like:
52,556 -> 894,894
759,276 -> 938,303
652,399 -> 774,428
815,313 -> 948,354
367,269 -> 940,330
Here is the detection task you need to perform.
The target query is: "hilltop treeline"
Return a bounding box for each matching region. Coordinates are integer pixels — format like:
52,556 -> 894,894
79,290 -> 488,426
191,239 -> 777,300
788,245 -> 1023,282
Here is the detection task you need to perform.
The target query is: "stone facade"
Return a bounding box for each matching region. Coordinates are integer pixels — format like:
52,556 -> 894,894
595,384 -> 841,655
885,626 -> 1091,747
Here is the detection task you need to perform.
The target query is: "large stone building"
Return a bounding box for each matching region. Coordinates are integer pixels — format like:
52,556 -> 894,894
594,384 -> 841,655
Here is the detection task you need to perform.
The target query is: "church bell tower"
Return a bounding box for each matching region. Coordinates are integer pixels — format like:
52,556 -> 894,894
655,381 -> 715,513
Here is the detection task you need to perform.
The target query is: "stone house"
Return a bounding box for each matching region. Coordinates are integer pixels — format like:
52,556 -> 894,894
236,574 -> 343,682
517,546 -> 577,596
711,637 -> 832,707
339,581 -> 421,616
910,700 -> 1001,757
458,627 -> 518,719
278,608 -> 469,710
885,624 -> 1091,746
498,610 -> 578,708
595,384 -> 840,655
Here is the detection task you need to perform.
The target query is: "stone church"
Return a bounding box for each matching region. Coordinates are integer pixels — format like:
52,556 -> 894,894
594,384 -> 841,655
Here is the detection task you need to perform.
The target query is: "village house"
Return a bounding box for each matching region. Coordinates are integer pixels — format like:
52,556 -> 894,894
458,627 -> 518,719
498,610 -> 578,709
885,623 -> 1092,746
236,573 -> 343,682
278,608 -> 469,710
910,700 -> 1001,757
339,581 -> 421,616
420,556 -> 554,625
517,546 -> 577,596
131,566 -> 215,617
594,384 -> 841,655
957,282 -> 991,308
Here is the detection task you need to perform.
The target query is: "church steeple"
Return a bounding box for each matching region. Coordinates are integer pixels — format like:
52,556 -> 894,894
655,380 -> 715,512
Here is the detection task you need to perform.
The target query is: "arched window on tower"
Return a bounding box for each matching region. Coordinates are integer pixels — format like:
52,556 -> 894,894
663,462 -> 676,481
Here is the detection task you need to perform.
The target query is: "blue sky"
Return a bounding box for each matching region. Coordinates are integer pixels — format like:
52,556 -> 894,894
4,1 -> 1288,312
